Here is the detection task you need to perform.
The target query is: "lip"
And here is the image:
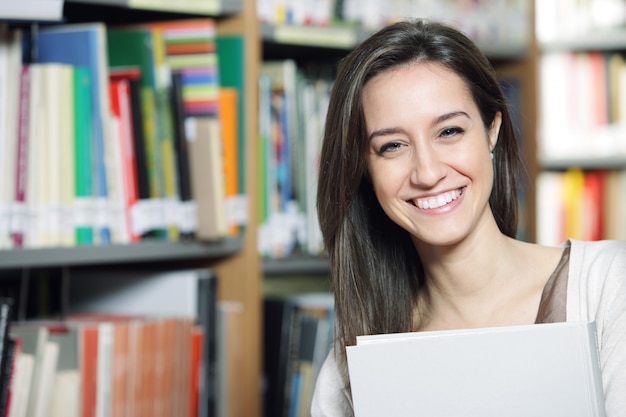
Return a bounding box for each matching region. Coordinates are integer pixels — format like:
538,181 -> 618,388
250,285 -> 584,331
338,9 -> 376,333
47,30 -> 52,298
408,187 -> 466,214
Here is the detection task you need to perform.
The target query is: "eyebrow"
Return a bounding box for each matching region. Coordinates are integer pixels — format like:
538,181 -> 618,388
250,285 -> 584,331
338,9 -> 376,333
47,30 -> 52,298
368,111 -> 471,142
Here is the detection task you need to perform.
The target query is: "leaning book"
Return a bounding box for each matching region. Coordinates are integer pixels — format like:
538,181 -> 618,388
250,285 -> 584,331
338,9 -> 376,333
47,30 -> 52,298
347,321 -> 606,417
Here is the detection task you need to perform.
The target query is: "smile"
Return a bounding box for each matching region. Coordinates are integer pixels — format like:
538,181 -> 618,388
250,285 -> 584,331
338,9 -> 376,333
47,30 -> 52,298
413,189 -> 463,209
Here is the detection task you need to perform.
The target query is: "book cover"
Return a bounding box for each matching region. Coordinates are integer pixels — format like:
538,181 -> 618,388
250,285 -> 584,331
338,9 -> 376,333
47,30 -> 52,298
347,322 -> 606,417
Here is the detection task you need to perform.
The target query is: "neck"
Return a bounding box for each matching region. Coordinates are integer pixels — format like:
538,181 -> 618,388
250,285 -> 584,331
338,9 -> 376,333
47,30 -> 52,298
415,227 -> 529,330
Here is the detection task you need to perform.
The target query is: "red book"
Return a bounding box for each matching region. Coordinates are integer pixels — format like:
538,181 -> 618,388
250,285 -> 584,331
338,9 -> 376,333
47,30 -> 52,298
583,170 -> 606,241
12,66 -> 31,248
109,78 -> 140,242
189,326 -> 204,417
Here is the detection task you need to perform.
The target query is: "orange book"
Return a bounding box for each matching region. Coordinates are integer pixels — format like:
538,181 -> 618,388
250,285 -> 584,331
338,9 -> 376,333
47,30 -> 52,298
165,43 -> 214,55
219,88 -> 240,236
111,321 -> 129,417
80,325 -> 99,417
583,170 -> 606,241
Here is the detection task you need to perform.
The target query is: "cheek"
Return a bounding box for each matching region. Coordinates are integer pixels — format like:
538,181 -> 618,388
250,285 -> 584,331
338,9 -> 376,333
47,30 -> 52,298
369,163 -> 405,201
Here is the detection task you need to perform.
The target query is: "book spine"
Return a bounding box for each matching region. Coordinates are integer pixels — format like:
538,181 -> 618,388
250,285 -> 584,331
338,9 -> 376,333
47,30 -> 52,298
11,66 -> 30,248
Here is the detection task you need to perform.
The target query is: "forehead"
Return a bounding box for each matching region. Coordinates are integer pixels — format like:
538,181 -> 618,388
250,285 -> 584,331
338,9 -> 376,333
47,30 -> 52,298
362,61 -> 474,113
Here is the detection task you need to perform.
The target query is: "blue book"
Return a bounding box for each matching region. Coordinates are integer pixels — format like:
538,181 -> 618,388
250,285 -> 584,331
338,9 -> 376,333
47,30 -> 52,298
35,23 -> 111,244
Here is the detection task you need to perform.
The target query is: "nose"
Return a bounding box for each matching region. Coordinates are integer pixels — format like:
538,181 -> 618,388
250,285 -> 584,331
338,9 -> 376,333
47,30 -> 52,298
409,145 -> 447,188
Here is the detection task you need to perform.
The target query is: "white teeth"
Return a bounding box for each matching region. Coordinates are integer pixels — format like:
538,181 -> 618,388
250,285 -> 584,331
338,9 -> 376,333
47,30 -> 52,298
415,189 -> 462,209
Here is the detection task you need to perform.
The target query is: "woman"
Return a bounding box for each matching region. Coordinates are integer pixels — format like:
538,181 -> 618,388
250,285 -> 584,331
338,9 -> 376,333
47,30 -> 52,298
311,19 -> 626,417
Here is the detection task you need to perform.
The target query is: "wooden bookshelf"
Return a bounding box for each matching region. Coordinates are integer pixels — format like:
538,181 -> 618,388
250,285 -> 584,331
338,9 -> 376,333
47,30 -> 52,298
0,0 -> 263,415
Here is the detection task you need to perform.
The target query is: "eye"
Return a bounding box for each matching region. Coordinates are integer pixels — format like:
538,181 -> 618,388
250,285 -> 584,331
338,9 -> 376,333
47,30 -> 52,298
377,141 -> 403,154
440,126 -> 464,139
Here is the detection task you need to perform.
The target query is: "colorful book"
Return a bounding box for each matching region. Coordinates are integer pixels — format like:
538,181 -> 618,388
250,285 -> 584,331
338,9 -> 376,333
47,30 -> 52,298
218,88 -> 240,237
35,23 -> 113,245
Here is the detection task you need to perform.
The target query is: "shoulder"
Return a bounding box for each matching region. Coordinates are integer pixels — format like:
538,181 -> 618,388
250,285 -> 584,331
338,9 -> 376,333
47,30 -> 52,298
566,239 -> 626,320
311,349 -> 354,417
568,239 -> 626,278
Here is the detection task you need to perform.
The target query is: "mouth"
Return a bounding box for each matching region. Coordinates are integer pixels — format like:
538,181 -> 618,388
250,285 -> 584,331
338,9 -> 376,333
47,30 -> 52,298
412,188 -> 463,210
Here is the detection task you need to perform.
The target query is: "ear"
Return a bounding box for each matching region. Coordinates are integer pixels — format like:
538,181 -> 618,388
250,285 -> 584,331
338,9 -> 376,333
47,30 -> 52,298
488,111 -> 502,151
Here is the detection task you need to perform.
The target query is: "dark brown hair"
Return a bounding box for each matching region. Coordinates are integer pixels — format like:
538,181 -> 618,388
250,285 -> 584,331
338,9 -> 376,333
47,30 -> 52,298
316,19 -> 523,362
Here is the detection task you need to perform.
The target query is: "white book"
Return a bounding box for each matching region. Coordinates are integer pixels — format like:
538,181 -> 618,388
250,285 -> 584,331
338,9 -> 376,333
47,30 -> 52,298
347,321 -> 606,417
7,352 -> 35,417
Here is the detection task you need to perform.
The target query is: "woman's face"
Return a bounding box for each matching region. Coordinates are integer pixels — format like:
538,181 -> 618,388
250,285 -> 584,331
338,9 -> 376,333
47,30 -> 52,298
363,61 -> 501,248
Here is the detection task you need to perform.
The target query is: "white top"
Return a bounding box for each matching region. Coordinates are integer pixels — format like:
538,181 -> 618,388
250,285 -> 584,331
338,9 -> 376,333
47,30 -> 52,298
311,239 -> 626,417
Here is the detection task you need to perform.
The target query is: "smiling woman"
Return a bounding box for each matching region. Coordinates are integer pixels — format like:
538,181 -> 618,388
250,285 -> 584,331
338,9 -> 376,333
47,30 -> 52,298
311,18 -> 626,417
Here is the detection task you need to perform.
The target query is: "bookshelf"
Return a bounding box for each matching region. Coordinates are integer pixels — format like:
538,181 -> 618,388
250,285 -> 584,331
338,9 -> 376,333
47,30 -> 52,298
535,0 -> 626,245
0,0 -> 262,416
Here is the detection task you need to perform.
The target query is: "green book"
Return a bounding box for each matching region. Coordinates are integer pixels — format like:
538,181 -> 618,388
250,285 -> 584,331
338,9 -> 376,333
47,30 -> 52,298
73,66 -> 94,245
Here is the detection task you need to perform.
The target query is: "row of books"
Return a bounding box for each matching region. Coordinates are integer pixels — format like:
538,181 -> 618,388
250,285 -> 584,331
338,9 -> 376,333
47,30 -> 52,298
257,0 -> 530,45
8,315 -> 203,417
539,50 -> 626,160
536,0 -> 626,42
0,267 -> 249,417
0,18 -> 246,250
263,292 -> 334,417
536,168 -> 626,246
258,60 -> 332,258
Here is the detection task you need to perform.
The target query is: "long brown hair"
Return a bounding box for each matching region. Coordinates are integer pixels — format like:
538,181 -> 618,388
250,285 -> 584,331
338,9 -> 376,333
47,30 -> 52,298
316,19 -> 523,362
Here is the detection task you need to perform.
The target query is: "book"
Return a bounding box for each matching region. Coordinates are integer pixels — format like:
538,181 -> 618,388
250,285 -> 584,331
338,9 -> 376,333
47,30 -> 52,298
218,88 -> 241,237
11,64 -> 30,248
10,325 -> 59,417
0,298 -> 14,413
46,324 -> 81,417
347,321 -> 607,417
6,344 -> 34,417
170,71 -> 196,237
109,78 -> 140,243
0,26 -> 21,250
186,116 -> 227,240
35,23 -> 113,245
73,67 -> 95,245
